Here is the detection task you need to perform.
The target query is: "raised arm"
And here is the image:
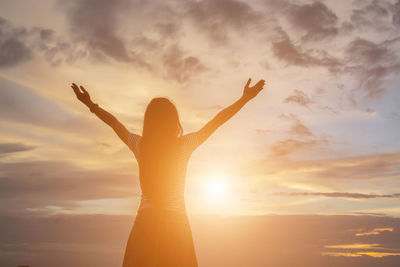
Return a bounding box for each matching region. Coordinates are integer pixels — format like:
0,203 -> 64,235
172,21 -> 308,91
196,78 -> 265,145
71,83 -> 134,145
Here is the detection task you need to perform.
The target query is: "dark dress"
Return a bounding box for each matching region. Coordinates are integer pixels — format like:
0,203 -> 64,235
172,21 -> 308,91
122,133 -> 200,267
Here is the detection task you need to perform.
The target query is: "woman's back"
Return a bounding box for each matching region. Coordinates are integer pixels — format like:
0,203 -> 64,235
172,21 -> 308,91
127,132 -> 199,212
122,133 -> 200,267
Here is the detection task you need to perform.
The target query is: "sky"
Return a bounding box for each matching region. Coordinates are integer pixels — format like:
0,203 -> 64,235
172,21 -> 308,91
0,0 -> 400,266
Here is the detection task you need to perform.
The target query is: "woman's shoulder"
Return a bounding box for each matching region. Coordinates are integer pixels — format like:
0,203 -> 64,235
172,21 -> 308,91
179,132 -> 200,152
127,132 -> 142,146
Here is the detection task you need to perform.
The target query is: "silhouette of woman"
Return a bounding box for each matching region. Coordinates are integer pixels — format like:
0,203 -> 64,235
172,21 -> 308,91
71,78 -> 265,266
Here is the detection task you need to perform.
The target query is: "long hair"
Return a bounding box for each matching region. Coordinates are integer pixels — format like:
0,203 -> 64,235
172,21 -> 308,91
139,98 -> 183,197
141,97 -> 183,143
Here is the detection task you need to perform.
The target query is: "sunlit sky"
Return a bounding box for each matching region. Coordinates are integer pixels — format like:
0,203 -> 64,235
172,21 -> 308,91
1,0 -> 400,219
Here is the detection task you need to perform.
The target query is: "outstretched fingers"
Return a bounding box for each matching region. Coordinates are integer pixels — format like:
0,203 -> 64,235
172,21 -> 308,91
245,78 -> 252,88
71,83 -> 81,96
80,85 -> 88,94
253,80 -> 265,94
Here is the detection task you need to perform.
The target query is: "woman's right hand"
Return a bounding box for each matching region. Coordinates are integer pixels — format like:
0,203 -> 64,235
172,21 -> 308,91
242,78 -> 265,101
71,83 -> 93,107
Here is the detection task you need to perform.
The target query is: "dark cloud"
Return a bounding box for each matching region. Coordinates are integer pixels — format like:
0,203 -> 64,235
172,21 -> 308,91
286,2 -> 339,41
393,0 -> 400,26
0,142 -> 35,154
347,38 -> 391,64
0,17 -> 32,68
271,27 -> 341,70
155,22 -> 181,38
185,0 -> 263,44
0,16 -> 86,67
34,28 -> 87,66
162,45 -> 207,82
0,159 -> 139,215
1,214 -> 400,266
273,191 -> 400,199
57,0 -> 212,79
345,38 -> 400,98
60,0 -> 148,66
351,0 -> 392,31
264,1 -> 398,100
0,214 -> 131,267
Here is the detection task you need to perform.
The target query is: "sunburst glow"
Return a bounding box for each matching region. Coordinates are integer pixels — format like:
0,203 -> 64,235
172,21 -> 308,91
203,173 -> 232,204
208,179 -> 226,196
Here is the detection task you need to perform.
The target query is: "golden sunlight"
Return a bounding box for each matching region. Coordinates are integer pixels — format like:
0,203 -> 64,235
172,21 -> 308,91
206,173 -> 229,195
202,173 -> 232,208
207,178 -> 227,197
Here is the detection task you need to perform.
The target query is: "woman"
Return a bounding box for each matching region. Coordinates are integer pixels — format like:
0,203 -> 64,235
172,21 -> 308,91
71,78 -> 265,266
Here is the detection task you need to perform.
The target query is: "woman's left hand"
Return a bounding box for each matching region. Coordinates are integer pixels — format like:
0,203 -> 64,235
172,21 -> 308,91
71,83 -> 93,107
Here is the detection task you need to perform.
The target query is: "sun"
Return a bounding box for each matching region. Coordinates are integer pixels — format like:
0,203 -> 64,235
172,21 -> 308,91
188,171 -> 237,214
208,179 -> 227,197
204,173 -> 230,200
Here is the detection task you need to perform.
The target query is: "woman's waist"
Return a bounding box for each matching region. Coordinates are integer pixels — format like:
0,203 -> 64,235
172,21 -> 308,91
138,194 -> 186,212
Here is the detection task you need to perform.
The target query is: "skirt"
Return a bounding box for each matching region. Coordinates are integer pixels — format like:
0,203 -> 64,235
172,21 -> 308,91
122,207 -> 198,267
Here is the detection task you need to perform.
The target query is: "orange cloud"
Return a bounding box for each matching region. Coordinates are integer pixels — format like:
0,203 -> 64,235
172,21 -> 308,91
325,243 -> 381,249
323,241 -> 400,258
355,227 -> 394,236
322,251 -> 400,258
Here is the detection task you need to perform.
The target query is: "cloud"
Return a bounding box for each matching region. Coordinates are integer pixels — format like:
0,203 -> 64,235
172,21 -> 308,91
0,16 -> 86,68
1,214 -> 400,266
273,191 -> 400,199
323,239 -> 400,258
284,89 -> 314,108
325,243 -> 382,249
57,0 -> 212,79
286,2 -> 339,41
280,113 -> 314,138
0,159 -> 139,215
247,150 -> 400,187
345,37 -> 400,98
0,142 -> 35,154
34,28 -> 87,66
313,152 -> 400,180
60,0 -> 148,66
269,137 -> 329,157
283,89 -> 339,114
268,113 -> 329,156
185,0 -> 263,44
347,38 -> 391,65
0,214 -> 131,266
0,17 -> 32,68
271,27 -> 341,70
356,228 -> 394,236
350,0 -> 392,31
162,45 -> 207,82
322,251 -> 400,258
393,0 -> 400,26
262,1 -> 399,100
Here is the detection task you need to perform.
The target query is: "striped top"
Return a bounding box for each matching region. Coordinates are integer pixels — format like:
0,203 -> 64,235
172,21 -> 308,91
127,132 -> 200,213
